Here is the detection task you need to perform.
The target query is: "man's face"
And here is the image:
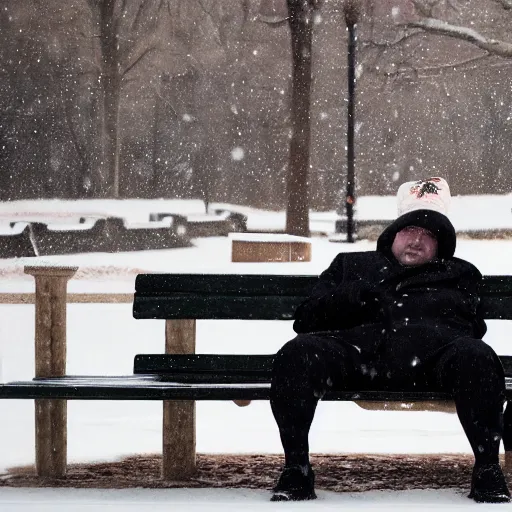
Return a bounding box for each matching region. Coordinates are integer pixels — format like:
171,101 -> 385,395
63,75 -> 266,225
391,226 -> 438,266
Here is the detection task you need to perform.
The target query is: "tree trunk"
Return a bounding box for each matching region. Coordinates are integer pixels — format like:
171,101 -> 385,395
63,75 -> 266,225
99,0 -> 120,198
285,0 -> 315,237
103,75 -> 121,198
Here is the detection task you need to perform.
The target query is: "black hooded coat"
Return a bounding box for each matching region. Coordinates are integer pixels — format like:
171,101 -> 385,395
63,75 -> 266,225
271,209 -> 506,473
292,209 -> 487,379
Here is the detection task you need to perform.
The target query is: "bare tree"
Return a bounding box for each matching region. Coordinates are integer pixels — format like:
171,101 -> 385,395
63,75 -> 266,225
401,0 -> 512,58
0,1 -> 91,199
86,0 -> 172,197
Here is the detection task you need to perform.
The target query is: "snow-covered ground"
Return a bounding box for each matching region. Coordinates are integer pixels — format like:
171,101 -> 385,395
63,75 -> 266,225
0,197 -> 511,510
0,193 -> 510,232
0,487 -> 505,512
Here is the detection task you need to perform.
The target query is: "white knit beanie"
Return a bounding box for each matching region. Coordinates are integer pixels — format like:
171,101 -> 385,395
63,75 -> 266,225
396,177 -> 451,216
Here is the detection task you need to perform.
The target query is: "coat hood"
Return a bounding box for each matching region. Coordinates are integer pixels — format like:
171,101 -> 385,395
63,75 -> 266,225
377,209 -> 456,260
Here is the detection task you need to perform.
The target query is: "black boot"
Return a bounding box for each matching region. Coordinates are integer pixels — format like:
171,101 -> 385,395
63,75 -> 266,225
271,464 -> 317,502
469,463 -> 511,503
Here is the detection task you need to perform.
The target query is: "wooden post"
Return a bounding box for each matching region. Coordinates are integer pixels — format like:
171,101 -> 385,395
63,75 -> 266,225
163,319 -> 196,480
24,265 -> 78,478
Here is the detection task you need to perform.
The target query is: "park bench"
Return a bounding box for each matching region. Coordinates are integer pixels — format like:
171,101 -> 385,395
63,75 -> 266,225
0,270 -> 511,481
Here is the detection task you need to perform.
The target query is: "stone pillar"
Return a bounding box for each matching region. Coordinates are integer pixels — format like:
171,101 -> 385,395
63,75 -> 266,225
24,265 -> 78,478
162,319 -> 196,480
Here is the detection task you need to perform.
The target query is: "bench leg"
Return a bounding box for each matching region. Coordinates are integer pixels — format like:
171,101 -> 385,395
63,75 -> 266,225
162,319 -> 196,480
35,399 -> 67,477
504,401 -> 512,477
163,401 -> 196,480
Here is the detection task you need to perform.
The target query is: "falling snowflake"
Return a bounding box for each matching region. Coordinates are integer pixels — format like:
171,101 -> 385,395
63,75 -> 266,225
231,147 -> 245,161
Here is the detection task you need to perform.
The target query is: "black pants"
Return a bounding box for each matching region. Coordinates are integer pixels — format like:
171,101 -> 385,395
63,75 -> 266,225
270,333 -> 506,467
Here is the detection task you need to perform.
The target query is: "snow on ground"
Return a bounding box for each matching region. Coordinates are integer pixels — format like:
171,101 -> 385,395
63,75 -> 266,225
219,193 -> 512,232
0,198 -> 511,510
0,488 -> 506,512
0,193 -> 510,232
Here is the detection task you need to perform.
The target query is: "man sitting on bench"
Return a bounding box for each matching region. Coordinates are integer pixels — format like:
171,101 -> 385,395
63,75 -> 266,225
270,177 -> 510,504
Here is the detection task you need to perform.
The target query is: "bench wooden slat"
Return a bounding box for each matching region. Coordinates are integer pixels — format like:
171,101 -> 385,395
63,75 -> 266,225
480,297 -> 512,319
134,354 -> 512,380
501,357 -> 512,376
135,274 -> 316,296
133,294 -> 512,321
1,375 -> 512,401
0,377 -> 270,400
133,274 -> 512,320
135,274 -> 512,295
133,296 -> 303,320
481,275 -> 512,294
134,354 -> 274,379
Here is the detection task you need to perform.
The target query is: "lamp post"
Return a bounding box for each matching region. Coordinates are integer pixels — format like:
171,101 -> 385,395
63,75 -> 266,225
338,0 -> 360,242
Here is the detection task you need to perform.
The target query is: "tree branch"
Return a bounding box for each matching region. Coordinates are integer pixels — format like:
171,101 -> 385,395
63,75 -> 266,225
131,1 -> 146,31
447,0 -> 461,13
241,0 -> 250,25
195,0 -> 224,48
366,54 -> 512,81
361,30 -> 427,49
119,1 -> 170,78
495,0 -> 512,9
405,53 -> 493,78
60,83 -> 86,170
121,46 -> 156,77
411,0 -> 441,17
196,0 -> 215,19
401,17 -> 512,57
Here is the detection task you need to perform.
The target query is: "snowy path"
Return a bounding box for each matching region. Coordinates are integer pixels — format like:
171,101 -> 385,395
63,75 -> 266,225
0,488 -> 507,512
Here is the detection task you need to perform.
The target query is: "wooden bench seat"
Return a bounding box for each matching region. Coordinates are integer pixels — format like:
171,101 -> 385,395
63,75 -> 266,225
2,353 -> 512,401
4,375 -> 512,402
